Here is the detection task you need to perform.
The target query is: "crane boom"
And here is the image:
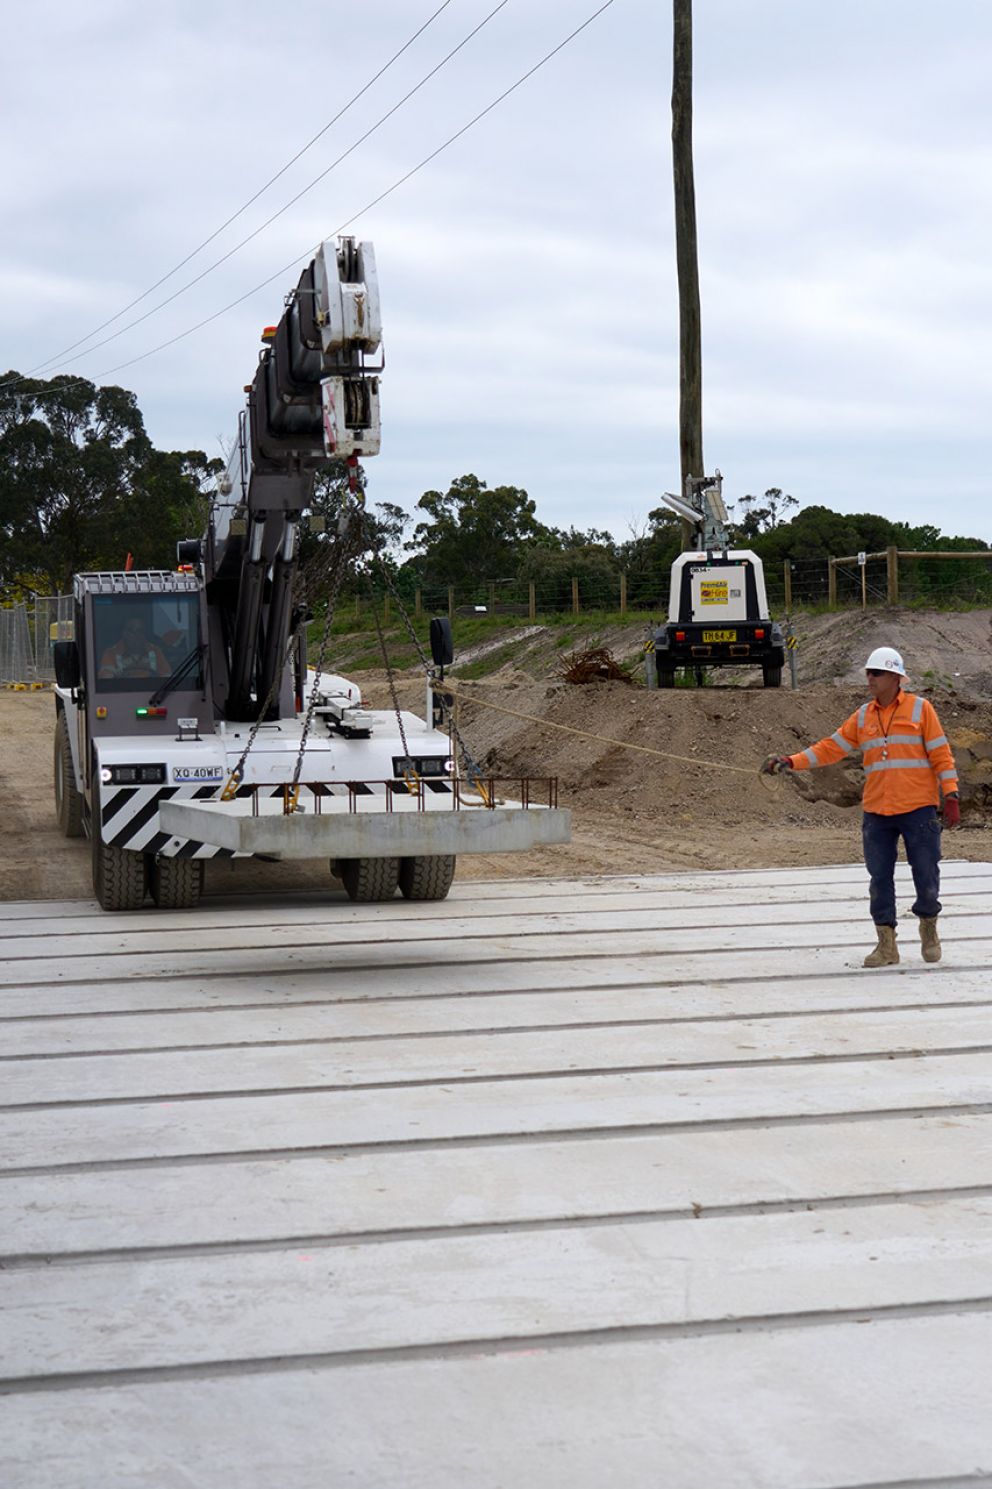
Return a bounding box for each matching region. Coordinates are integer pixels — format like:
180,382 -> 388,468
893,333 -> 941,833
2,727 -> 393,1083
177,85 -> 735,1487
206,236 -> 382,721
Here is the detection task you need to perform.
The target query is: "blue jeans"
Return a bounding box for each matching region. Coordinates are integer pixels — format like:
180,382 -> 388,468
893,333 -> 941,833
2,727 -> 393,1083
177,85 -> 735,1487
862,806 -> 942,927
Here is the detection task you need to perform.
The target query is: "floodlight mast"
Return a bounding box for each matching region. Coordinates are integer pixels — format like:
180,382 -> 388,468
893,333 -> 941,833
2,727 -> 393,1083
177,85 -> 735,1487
660,468 -> 728,551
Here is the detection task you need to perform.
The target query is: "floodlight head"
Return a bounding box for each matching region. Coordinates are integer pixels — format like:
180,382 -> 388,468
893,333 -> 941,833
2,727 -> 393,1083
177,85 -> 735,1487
660,491 -> 702,524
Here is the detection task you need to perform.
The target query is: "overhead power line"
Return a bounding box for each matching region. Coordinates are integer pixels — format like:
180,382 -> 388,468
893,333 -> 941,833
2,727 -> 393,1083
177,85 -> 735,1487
17,0 -> 512,385
94,0 -> 616,381
7,1 -> 616,398
6,0 -> 456,385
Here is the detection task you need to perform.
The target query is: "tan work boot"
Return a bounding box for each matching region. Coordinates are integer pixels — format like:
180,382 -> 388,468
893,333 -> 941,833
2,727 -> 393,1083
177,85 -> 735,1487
919,917 -> 942,964
863,925 -> 899,968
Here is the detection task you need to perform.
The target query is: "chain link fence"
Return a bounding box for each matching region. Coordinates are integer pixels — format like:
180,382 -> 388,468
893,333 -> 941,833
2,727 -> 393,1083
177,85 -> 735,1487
0,596 -> 73,685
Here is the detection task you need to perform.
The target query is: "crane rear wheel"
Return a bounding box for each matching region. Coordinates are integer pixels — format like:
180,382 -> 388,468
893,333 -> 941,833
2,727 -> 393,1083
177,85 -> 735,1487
399,855 -> 457,902
335,857 -> 400,902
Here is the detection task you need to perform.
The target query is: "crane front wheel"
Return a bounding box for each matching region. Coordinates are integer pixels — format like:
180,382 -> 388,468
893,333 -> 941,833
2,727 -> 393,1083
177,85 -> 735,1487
149,855 -> 204,910
92,826 -> 147,911
54,711 -> 84,838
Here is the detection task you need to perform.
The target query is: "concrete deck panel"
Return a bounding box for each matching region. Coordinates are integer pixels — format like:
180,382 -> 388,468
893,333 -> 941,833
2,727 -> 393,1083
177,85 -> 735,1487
159,796 -> 571,858
1,860 -> 991,1486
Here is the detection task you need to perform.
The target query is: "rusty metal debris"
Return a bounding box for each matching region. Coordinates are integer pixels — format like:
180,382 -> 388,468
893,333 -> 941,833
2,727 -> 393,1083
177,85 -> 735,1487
555,647 -> 636,686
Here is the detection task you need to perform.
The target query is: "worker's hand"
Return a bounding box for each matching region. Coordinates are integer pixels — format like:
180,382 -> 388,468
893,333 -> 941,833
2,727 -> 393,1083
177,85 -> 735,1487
761,754 -> 793,776
942,794 -> 960,829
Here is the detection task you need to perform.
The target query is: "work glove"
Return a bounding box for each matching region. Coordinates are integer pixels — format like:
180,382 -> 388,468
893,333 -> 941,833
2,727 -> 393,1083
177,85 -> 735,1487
761,754 -> 793,775
942,794 -> 960,829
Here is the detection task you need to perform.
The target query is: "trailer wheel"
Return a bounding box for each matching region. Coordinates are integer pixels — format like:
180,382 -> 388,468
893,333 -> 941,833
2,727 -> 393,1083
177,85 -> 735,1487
54,711 -> 84,838
762,664 -> 783,688
658,668 -> 675,688
92,823 -> 147,911
336,856 -> 400,902
399,855 -> 457,902
149,855 -> 204,910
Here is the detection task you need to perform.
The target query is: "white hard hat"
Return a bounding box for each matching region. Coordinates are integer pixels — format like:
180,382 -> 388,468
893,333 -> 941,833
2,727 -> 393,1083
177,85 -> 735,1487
865,646 -> 906,676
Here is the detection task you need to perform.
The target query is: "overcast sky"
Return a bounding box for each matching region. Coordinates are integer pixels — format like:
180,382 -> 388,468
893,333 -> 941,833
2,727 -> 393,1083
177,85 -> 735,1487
3,0 -> 991,544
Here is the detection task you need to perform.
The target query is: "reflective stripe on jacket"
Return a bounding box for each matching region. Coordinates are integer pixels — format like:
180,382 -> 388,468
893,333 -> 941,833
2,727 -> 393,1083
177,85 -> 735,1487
787,690 -> 958,815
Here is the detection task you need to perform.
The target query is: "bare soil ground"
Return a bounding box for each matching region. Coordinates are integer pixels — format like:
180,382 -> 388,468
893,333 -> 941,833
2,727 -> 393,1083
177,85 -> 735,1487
4,607 -> 990,901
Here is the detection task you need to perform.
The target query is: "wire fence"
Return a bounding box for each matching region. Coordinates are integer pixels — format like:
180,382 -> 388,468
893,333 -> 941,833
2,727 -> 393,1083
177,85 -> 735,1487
350,551 -> 992,622
0,596 -> 73,685
346,557 -> 835,621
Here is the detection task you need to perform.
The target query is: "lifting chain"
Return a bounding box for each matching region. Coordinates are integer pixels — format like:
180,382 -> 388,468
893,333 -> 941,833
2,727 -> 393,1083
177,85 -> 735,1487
366,567 -> 409,765
365,541 -> 487,789
287,465 -> 368,809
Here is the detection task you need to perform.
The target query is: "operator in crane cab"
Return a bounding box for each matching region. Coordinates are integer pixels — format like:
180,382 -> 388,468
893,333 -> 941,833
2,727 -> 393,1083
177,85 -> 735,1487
98,614 -> 171,680
761,646 -> 959,968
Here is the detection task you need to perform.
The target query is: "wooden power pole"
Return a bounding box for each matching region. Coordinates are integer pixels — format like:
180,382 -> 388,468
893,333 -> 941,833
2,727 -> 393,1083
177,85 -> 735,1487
672,0 -> 703,551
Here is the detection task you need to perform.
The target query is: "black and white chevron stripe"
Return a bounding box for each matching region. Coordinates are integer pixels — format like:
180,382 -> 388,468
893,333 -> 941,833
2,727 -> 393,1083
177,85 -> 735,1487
98,780 -> 455,857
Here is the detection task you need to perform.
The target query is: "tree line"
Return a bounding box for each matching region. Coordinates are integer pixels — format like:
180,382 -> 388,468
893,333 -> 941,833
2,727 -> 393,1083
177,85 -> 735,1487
1,375 -> 987,604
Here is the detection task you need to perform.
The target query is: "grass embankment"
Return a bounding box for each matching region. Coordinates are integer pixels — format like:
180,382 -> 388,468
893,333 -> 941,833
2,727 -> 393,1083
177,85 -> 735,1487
309,606 -> 660,680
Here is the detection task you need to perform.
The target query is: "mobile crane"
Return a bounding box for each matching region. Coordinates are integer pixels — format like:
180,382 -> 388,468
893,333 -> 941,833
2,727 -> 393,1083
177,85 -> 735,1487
651,471 -> 785,687
52,237 -> 568,911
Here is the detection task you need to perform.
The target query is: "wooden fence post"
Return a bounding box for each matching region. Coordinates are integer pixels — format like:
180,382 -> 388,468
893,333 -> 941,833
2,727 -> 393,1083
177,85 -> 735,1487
571,576 -> 579,616
783,560 -> 792,613
620,573 -> 627,615
528,582 -> 536,623
488,582 -> 496,612
415,588 -> 422,618
448,587 -> 454,623
886,546 -> 899,606
828,558 -> 837,608
383,594 -> 391,624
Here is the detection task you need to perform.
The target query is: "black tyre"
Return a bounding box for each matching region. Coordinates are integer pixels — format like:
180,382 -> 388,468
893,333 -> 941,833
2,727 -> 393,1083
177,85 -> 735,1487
337,856 -> 400,902
399,855 -> 457,902
149,854 -> 204,909
92,822 -> 147,911
54,711 -> 84,838
762,664 -> 783,688
658,668 -> 676,689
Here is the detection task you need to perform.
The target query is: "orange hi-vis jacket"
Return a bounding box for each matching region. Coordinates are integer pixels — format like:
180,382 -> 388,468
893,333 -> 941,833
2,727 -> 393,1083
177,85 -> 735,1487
787,690 -> 958,816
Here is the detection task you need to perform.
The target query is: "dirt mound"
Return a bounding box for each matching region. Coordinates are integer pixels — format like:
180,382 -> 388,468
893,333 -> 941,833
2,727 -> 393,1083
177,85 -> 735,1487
350,669 -> 992,876
785,607 -> 992,691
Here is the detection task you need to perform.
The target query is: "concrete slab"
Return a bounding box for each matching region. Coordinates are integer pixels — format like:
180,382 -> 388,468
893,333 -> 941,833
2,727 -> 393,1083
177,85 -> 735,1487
5,969 -> 992,1055
3,1315 -> 992,1489
5,1198 -> 992,1382
7,1004 -> 992,1107
159,796 -> 571,857
2,1114 -> 991,1257
2,859 -> 991,1487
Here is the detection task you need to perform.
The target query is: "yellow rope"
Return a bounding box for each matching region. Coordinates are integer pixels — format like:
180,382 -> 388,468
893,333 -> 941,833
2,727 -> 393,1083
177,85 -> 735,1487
440,681 -> 765,778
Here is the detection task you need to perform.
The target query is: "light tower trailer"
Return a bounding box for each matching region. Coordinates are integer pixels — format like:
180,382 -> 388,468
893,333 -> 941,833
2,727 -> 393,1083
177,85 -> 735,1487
652,473 -> 786,687
51,237 -> 569,911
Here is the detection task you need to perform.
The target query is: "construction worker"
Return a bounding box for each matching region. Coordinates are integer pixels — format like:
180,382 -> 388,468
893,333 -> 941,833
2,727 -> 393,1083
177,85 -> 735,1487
98,615 -> 170,679
762,646 -> 959,967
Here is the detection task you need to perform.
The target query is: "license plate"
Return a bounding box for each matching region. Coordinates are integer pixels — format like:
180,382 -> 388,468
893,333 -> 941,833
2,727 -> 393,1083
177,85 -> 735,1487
702,629 -> 737,643
171,766 -> 224,783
